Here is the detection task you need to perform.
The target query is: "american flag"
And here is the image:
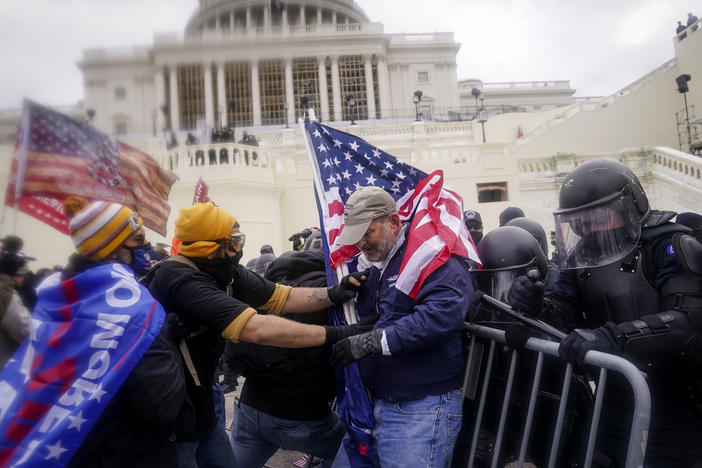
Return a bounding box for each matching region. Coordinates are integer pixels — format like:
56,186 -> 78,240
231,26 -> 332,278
304,121 -> 480,300
4,100 -> 177,236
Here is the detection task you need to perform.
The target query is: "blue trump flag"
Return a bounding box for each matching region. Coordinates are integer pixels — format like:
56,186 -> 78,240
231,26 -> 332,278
0,263 -> 165,467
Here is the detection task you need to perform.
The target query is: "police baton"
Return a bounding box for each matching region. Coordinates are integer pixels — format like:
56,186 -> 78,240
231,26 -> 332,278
479,294 -> 567,340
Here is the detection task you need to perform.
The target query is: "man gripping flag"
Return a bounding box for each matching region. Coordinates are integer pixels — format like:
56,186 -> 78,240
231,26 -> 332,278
303,120 -> 479,467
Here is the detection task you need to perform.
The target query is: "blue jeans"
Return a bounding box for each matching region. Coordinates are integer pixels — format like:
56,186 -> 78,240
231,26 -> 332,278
229,402 -> 345,468
332,390 -> 463,468
177,422 -> 236,468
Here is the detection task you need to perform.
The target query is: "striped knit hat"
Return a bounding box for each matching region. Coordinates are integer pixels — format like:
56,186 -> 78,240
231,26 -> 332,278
64,197 -> 143,260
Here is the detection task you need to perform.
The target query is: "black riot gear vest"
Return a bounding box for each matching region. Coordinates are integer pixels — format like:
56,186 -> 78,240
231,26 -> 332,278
575,217 -> 689,326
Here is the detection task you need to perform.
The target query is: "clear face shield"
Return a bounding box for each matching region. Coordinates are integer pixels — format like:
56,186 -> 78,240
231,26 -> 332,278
474,260 -> 539,303
554,195 -> 641,270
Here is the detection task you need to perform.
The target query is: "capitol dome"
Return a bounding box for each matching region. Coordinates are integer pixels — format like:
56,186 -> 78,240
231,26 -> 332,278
185,0 -> 370,38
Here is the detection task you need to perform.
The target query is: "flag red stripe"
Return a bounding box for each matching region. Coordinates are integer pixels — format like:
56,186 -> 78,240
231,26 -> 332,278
328,200 -> 345,217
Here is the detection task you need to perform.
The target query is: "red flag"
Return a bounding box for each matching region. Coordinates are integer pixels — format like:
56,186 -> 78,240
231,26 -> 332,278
4,100 -> 178,235
192,177 -> 209,204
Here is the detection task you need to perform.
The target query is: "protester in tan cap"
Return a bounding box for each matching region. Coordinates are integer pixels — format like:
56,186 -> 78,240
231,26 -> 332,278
329,186 -> 473,468
143,202 -> 372,468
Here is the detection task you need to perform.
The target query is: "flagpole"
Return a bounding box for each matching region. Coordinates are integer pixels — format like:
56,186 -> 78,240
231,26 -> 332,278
299,111 -> 358,324
12,100 -> 31,235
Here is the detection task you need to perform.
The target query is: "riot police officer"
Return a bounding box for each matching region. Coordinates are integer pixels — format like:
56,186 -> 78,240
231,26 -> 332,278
509,158 -> 702,467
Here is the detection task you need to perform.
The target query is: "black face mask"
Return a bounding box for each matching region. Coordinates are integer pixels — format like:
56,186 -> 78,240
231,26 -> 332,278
230,249 -> 243,266
579,226 -> 634,264
469,230 -> 483,245
191,256 -> 232,287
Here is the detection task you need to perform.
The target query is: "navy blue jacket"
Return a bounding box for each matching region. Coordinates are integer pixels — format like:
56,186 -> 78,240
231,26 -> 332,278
357,240 -> 473,401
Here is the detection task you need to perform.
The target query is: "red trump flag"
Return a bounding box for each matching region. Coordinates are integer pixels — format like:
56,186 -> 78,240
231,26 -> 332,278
5,100 -> 178,235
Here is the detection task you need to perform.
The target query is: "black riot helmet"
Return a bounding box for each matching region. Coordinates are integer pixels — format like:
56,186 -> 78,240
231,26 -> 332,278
505,217 -> 548,256
473,226 -> 548,302
553,158 -> 649,270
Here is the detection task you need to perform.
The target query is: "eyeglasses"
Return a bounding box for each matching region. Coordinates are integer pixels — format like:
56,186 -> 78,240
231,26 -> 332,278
228,232 -> 246,252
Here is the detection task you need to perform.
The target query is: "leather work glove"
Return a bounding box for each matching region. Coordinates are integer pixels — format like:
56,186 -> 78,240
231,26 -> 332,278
324,314 -> 379,345
558,322 -> 624,364
507,270 -> 545,316
330,329 -> 384,368
327,268 -> 371,304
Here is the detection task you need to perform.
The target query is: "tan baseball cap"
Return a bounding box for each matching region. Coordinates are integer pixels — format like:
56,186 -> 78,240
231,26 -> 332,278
336,186 -> 397,246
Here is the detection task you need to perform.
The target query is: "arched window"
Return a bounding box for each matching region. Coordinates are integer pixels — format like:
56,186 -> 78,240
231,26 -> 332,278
219,149 -> 229,164
208,149 -> 217,165
195,150 -> 205,166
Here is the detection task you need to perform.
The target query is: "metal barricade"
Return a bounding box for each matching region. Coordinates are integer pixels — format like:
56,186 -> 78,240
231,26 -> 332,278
456,323 -> 651,468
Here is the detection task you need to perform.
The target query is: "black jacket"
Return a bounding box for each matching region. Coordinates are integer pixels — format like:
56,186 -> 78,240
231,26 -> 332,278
145,257 -> 284,437
64,254 -> 185,468
226,249 -> 335,420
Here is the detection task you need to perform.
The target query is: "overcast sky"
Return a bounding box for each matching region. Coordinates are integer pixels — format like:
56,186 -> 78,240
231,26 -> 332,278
0,0 -> 698,109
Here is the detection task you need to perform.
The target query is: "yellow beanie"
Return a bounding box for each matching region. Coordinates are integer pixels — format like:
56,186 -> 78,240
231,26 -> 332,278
175,202 -> 235,257
64,196 -> 143,260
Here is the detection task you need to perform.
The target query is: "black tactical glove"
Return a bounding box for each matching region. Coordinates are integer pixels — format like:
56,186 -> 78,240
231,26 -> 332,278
330,328 -> 384,368
558,322 -> 624,363
507,270 -> 545,316
327,268 -> 371,304
504,323 -> 533,349
324,314 -> 379,345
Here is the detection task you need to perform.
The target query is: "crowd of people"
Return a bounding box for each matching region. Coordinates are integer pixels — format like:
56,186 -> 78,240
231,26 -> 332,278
1,157 -> 702,467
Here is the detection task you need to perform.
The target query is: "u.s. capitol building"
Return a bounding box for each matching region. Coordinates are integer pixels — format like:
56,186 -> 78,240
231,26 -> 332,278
1,0 -> 701,267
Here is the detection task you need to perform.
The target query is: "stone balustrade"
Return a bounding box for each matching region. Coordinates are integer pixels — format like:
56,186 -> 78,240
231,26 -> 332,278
165,142 -> 270,173
651,146 -> 702,180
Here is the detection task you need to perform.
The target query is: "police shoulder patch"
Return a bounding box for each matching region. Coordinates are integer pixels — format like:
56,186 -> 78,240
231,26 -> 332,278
666,242 -> 675,257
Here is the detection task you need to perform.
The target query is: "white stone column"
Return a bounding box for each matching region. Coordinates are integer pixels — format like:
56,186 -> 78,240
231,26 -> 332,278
331,56 -> 342,121
364,54 -> 376,120
332,11 -> 337,24
169,66 -> 180,130
376,54 -> 391,119
154,66 -> 166,131
317,6 -> 322,24
251,61 -> 261,126
317,56 -> 329,121
217,62 -> 227,128
400,63 -> 410,118
203,63 -> 214,128
282,8 -> 288,34
284,58 -> 295,123
299,5 -> 305,26
263,4 -> 270,31
230,11 -> 235,32
246,7 -> 252,28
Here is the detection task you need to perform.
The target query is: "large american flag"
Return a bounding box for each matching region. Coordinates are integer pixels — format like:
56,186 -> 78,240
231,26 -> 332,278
304,121 -> 480,300
4,100 -> 177,235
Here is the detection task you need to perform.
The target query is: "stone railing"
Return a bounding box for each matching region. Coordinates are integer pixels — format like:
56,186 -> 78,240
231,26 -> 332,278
479,80 -> 573,91
599,58 -> 677,108
189,22 -> 384,40
165,142 -> 271,173
650,146 -> 702,181
517,59 -> 677,145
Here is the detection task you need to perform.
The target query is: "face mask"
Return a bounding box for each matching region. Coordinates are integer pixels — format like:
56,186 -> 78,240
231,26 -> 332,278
469,230 -> 483,245
191,256 -> 233,287
229,249 -> 244,265
128,244 -> 155,277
